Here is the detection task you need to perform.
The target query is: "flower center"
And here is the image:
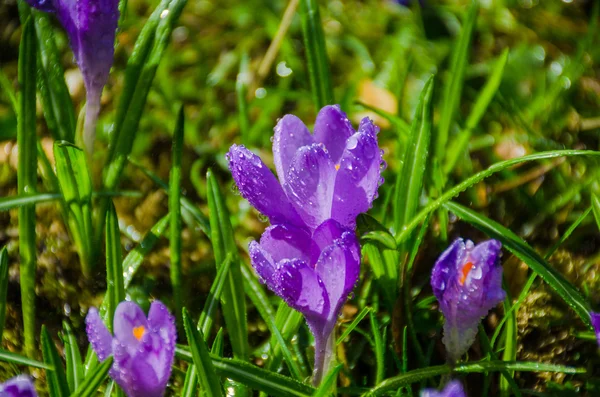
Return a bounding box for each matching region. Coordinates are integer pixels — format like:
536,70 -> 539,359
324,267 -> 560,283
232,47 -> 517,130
459,261 -> 474,286
335,164 -> 340,171
133,325 -> 146,341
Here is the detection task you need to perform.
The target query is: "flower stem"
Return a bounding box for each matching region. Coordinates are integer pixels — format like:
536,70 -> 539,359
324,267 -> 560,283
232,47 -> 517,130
312,329 -> 336,386
83,94 -> 100,159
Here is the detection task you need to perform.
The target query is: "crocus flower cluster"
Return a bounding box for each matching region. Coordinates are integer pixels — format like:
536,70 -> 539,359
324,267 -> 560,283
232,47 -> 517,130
420,380 -> 466,397
227,105 -> 383,384
25,0 -> 119,156
86,301 -> 176,397
0,376 -> 37,397
431,238 -> 505,362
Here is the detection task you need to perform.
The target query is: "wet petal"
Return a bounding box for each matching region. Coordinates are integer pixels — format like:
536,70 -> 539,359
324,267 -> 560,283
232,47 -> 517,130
313,105 -> 355,165
0,376 -> 38,397
85,307 -> 113,362
259,224 -> 312,263
273,115 -> 314,184
147,301 -> 177,367
227,144 -> 304,227
314,231 -> 360,319
24,0 -> 54,12
272,259 -> 330,321
129,333 -> 172,397
249,240 -> 277,286
331,120 -> 383,228
309,219 -> 346,265
113,301 -> 148,349
420,380 -> 466,397
283,144 -> 336,229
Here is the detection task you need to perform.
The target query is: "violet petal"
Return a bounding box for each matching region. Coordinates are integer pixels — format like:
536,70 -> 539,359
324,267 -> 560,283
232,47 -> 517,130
259,224 -> 312,264
313,105 -> 355,165
591,312 -> 600,347
113,301 -> 149,353
331,119 -> 382,228
420,380 -> 466,397
85,307 -> 113,362
309,219 -> 346,265
283,143 -> 336,229
248,240 -> 278,286
227,144 -> 305,227
273,114 -> 314,184
0,376 -> 38,397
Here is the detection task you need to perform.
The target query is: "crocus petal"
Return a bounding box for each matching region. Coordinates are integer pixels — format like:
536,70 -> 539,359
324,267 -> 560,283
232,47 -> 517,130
591,312 -> 600,346
284,144 -> 336,229
113,301 -> 149,349
147,301 -> 177,370
314,231 -> 360,321
273,115 -> 314,185
331,118 -> 383,228
420,380 -> 466,397
272,259 -> 330,321
259,224 -> 312,264
309,219 -> 346,265
313,105 -> 355,165
431,238 -> 505,362
85,307 -> 113,362
128,333 -> 172,397
249,240 -> 278,286
0,376 -> 38,397
227,144 -> 305,227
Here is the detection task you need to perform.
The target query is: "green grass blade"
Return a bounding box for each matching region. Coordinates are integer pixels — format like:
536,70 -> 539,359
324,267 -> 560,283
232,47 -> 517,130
122,213 -> 170,288
105,201 -> 125,330
17,16 -> 38,358
42,326 -> 70,397
206,169 -> 249,361
170,107 -> 185,325
435,0 -> 478,163
444,201 -> 592,327
183,308 -> 224,397
69,357 -> 112,397
395,150 -> 600,245
62,321 -> 83,393
177,348 -> 315,397
241,263 -> 304,380
0,349 -> 52,369
54,141 -> 94,277
393,75 -> 434,233
128,158 -> 210,236
312,363 -> 342,397
265,299 -> 304,375
443,49 -> 509,175
0,247 -> 8,339
97,0 -> 188,246
0,68 -> 18,112
592,194 -> 600,232
32,11 -> 76,142
300,0 -> 334,108
370,312 -> 385,385
337,307 -> 371,345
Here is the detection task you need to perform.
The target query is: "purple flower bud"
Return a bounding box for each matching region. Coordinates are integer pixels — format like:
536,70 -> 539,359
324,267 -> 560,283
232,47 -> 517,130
0,376 -> 37,397
431,238 -> 505,362
85,301 -> 176,397
420,380 -> 466,397
25,0 -> 119,155
591,312 -> 600,346
227,105 -> 384,384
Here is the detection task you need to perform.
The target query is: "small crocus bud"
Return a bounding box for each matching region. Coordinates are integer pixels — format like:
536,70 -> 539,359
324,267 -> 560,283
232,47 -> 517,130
25,0 -> 119,156
86,301 -> 176,397
431,238 -> 505,362
591,312 -> 600,346
420,380 -> 466,397
227,105 -> 384,385
0,375 -> 38,397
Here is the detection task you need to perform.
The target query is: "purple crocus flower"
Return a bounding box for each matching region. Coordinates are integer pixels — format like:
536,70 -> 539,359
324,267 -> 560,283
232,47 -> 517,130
591,312 -> 600,346
0,376 -> 37,397
86,301 -> 176,397
420,380 -> 466,397
25,0 -> 119,156
227,105 -> 384,384
431,238 -> 505,362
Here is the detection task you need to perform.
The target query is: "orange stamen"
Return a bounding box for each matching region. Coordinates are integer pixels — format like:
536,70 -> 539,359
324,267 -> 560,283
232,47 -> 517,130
133,326 -> 145,341
459,262 -> 474,285
335,164 -> 341,171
